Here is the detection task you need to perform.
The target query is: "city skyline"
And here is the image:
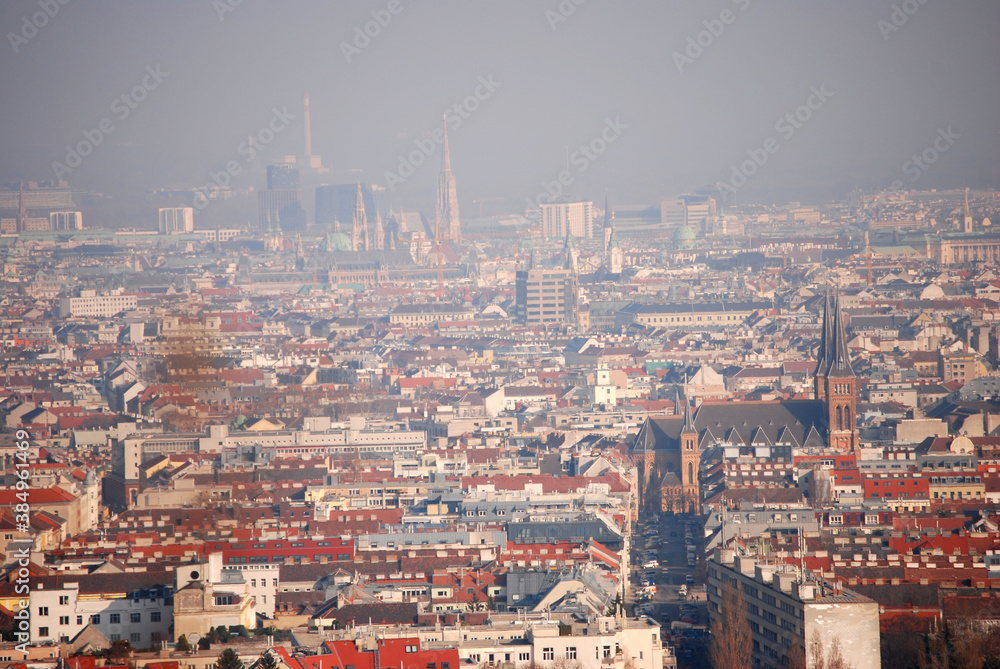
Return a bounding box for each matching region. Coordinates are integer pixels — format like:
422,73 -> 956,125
0,2 -> 998,217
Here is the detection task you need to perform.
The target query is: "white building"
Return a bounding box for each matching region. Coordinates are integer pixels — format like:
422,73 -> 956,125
541,201 -> 594,239
50,210 -> 83,230
158,207 -> 194,235
29,575 -> 173,647
591,366 -> 617,406
57,290 -> 138,318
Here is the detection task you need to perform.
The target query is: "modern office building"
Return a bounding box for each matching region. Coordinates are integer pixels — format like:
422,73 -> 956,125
258,162 -> 305,231
515,267 -> 577,325
157,207 -> 194,235
541,201 -> 593,239
50,210 -> 83,230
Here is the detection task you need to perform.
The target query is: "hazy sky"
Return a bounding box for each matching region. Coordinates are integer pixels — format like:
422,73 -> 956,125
1,0 -> 998,213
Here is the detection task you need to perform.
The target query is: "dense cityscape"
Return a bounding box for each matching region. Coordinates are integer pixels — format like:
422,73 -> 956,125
2,3 -> 1000,669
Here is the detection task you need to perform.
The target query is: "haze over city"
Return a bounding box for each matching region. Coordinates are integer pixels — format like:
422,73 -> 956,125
1,1 -> 999,213
4,3 -> 1000,669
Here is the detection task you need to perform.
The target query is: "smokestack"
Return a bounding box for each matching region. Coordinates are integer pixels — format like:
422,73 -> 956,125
304,92 -> 312,157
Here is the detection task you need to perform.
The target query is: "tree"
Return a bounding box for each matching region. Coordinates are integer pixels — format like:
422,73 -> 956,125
258,652 -> 278,669
710,580 -> 751,669
809,632 -> 854,669
215,625 -> 232,642
216,648 -> 242,669
108,640 -> 132,664
176,635 -> 191,652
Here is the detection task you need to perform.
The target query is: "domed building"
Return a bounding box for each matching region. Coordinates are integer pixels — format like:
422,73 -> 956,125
674,223 -> 697,250
327,229 -> 353,252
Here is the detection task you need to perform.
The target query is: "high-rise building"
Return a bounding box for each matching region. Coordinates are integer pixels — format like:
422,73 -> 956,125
661,195 -> 717,232
660,198 -> 686,228
158,207 -> 194,235
50,211 -> 83,230
540,201 -> 593,239
514,267 -> 576,325
257,162 -> 305,232
436,117 -> 461,241
315,183 -> 376,227
267,163 -> 299,190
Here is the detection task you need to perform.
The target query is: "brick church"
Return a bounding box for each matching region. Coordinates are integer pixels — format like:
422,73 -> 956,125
630,294 -> 857,513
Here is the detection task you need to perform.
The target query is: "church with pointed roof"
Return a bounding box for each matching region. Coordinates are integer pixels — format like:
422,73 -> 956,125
630,293 -> 858,513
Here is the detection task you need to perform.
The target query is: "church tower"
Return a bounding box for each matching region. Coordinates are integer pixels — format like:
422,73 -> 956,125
436,117 -> 461,241
564,226 -> 578,274
374,210 -> 385,251
351,182 -> 366,252
813,293 -> 831,402
679,395 -> 700,513
823,294 -> 859,451
963,187 -> 974,233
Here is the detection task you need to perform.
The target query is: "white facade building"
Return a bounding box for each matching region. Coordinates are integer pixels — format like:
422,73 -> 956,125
158,207 -> 194,235
57,290 -> 137,318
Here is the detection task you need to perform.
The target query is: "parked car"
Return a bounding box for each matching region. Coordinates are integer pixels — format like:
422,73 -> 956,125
643,559 -> 659,569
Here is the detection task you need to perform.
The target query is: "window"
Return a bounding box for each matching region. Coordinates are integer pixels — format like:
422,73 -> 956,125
59,616 -> 69,625
405,645 -> 418,653
215,595 -> 235,606
39,627 -> 49,637
151,611 -> 161,622
131,633 -> 141,643
59,596 -> 69,605
77,616 -> 83,625
91,614 -> 101,624
566,648 -> 577,660
38,607 -> 49,616
131,613 -> 141,623
110,613 -> 121,624
543,648 -> 554,661
520,654 -> 531,662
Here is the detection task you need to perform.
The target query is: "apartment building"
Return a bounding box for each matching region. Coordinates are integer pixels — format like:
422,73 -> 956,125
707,549 -> 880,669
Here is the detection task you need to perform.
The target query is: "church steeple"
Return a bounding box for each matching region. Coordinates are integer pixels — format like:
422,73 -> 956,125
374,210 -> 385,251
352,182 -> 366,252
681,392 -> 697,434
827,294 -> 855,379
436,117 -> 461,241
820,293 -> 858,452
813,293 -> 831,401
564,226 -> 578,273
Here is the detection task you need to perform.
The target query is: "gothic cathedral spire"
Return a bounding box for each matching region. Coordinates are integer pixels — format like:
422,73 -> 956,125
436,117 -> 461,241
